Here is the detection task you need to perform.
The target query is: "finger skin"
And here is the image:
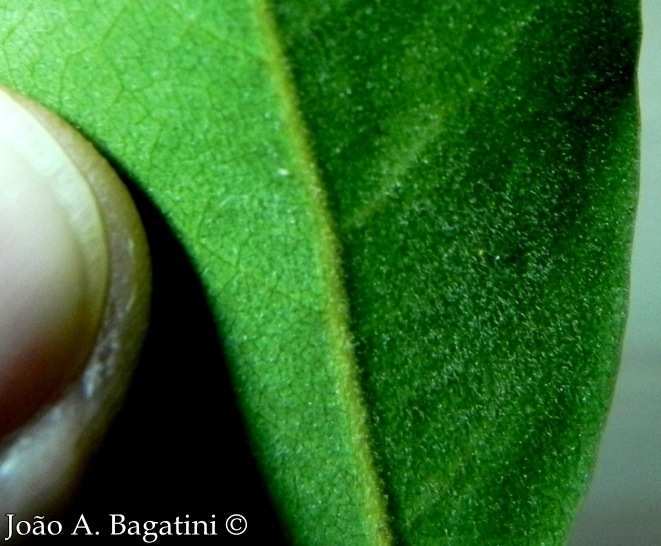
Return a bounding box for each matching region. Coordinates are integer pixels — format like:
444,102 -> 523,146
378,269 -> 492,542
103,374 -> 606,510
0,103 -> 108,438
0,87 -> 151,537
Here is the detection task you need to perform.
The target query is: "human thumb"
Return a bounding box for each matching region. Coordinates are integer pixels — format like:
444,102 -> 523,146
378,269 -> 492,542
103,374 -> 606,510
0,87 -> 150,532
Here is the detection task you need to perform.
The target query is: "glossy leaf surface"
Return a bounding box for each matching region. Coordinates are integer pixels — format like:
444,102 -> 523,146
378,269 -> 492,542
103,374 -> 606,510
0,0 -> 639,544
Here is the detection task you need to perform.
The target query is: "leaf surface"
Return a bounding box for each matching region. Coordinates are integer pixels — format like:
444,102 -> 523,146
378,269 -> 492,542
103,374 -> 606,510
0,0 -> 639,544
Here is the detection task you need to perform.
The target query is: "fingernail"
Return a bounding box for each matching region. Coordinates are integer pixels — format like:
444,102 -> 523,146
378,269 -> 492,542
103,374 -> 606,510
0,88 -> 108,437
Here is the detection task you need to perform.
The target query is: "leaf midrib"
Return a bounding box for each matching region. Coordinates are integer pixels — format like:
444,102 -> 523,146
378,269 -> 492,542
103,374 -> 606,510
254,1 -> 393,543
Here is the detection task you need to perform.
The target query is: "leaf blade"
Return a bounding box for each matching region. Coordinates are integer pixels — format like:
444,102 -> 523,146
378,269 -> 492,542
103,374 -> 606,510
1,1 -> 389,543
0,0 -> 640,544
272,0 -> 639,542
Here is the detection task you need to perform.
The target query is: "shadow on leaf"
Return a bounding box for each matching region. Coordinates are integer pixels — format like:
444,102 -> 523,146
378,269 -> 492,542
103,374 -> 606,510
25,176 -> 288,544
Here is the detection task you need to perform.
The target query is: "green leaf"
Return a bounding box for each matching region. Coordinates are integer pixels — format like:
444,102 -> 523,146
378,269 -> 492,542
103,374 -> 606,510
0,0 -> 639,544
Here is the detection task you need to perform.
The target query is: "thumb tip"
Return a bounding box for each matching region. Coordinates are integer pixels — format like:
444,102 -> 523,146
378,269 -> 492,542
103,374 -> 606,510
0,86 -> 150,524
0,87 -> 109,436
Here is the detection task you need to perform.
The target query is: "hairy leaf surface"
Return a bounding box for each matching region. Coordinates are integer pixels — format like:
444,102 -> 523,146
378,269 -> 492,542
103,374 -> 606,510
0,0 -> 639,544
